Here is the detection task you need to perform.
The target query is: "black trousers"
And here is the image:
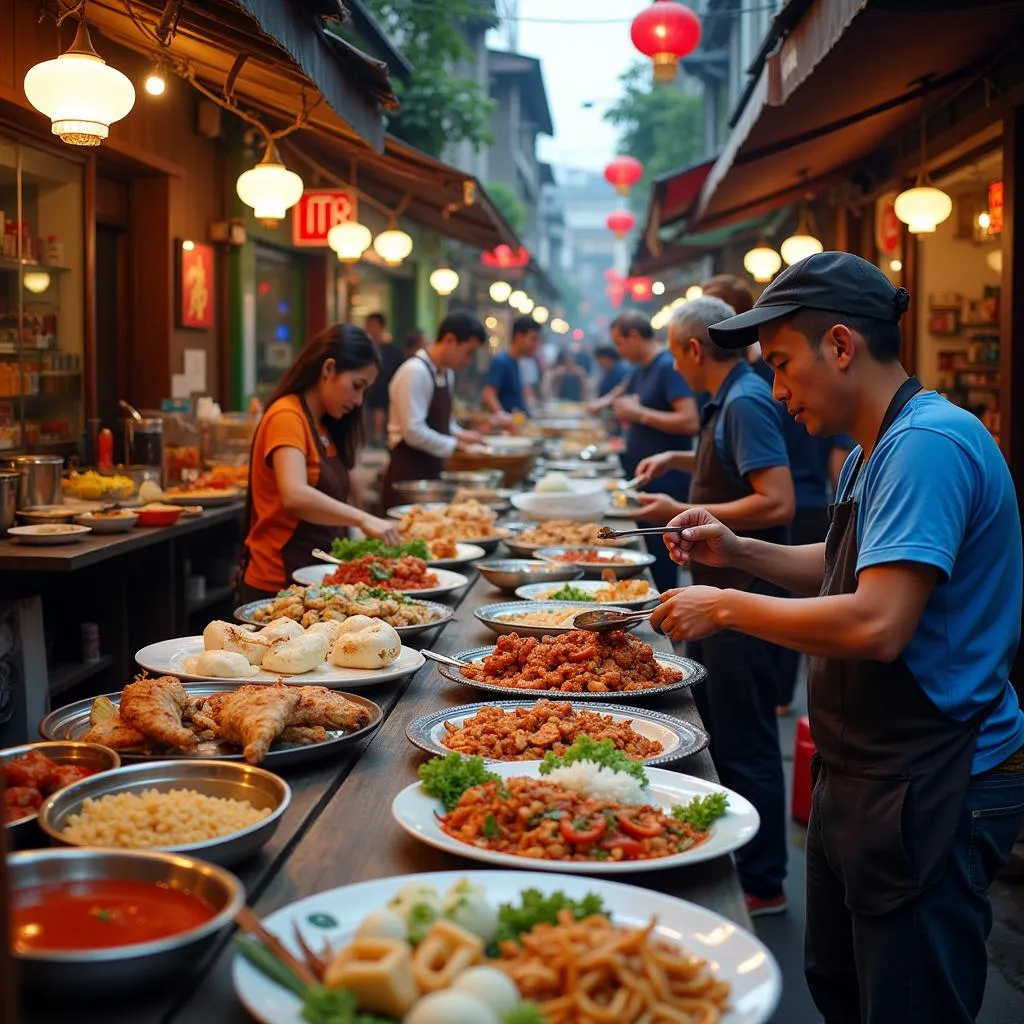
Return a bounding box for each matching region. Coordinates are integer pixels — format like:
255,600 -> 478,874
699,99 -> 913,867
690,579 -> 789,898
776,506 -> 830,706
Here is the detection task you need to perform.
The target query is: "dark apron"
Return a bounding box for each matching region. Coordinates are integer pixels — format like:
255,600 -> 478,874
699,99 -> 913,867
688,370 -> 787,591
807,376 -> 1004,915
239,395 -> 351,594
379,355 -> 453,511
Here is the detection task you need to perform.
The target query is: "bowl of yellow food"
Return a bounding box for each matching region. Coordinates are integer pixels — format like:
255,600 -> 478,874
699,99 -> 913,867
63,471 -> 138,502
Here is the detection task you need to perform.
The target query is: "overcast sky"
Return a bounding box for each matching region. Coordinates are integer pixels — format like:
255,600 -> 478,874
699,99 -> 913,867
494,0 -> 653,172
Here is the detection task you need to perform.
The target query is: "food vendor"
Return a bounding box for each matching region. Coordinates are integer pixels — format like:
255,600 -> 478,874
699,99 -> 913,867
481,315 -> 540,418
380,311 -> 487,511
239,325 -> 400,602
650,253 -> 1024,1022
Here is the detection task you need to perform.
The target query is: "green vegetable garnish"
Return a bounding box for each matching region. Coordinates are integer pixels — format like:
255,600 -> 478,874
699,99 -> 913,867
546,583 -> 595,602
671,792 -> 730,831
417,753 -> 500,812
494,888 -> 607,946
483,813 -> 500,839
502,1003 -> 548,1024
330,537 -> 431,562
539,735 -> 649,788
368,561 -> 394,581
405,901 -> 440,946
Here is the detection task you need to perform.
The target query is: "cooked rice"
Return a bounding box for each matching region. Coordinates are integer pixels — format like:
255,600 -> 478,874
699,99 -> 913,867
62,787 -> 270,848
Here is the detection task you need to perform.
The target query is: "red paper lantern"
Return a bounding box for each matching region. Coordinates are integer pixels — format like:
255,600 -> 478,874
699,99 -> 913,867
481,244 -> 530,269
631,1 -> 702,84
607,281 -> 627,308
606,210 -> 636,239
572,328 -> 584,342
628,276 -> 653,301
605,155 -> 644,197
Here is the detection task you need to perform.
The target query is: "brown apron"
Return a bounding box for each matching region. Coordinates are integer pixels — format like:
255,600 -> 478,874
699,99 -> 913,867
807,376 -> 1004,915
688,366 -> 787,591
379,353 -> 453,511
240,394 -> 350,594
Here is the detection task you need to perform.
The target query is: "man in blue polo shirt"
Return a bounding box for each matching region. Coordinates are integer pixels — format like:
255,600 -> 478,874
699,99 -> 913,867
635,295 -> 795,917
482,315 -> 539,417
651,252 -> 1024,1023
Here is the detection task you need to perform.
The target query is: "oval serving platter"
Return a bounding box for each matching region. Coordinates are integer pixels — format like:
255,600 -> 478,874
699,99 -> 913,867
406,698 -> 709,766
473,600 -> 638,638
233,598 -> 454,639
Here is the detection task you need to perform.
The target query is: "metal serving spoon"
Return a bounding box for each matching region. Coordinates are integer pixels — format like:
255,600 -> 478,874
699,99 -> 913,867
421,649 -> 469,669
571,609 -> 653,633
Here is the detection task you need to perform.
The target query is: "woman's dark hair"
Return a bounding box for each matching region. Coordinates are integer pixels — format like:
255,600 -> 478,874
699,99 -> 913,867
264,323 -> 381,469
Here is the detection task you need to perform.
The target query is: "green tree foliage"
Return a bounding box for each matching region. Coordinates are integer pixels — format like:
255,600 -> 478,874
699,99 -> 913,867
363,0 -> 496,158
604,63 -> 705,210
486,181 -> 527,234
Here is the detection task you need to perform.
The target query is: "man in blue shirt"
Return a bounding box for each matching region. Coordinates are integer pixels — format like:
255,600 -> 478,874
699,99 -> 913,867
635,295 -> 795,918
594,344 -> 631,397
589,311 -> 699,591
651,252 -> 1024,1023
482,315 -> 539,417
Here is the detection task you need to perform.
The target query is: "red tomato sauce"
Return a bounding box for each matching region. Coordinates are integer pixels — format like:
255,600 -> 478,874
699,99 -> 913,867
11,880 -> 216,951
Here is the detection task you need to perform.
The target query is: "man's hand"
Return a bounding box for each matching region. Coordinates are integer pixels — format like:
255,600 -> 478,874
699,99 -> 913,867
664,508 -> 741,568
458,429 -> 486,446
359,514 -> 401,546
635,492 -> 685,523
650,586 -> 724,641
611,394 -> 644,423
489,412 -> 515,429
635,451 -> 675,485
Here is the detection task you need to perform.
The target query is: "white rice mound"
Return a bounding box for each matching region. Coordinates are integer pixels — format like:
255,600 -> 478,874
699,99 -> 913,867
62,787 -> 270,848
543,761 -> 649,805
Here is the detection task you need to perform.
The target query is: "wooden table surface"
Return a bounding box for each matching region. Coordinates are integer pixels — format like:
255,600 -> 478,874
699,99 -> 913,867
20,537 -> 748,1024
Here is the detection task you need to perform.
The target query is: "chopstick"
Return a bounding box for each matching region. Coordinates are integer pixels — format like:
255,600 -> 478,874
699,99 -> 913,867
234,906 -> 320,988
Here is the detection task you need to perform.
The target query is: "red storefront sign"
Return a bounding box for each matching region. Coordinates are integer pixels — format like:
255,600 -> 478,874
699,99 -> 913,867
291,189 -> 356,247
988,180 -> 1004,234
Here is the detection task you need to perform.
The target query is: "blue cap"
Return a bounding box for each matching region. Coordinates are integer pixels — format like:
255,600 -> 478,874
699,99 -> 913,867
707,251 -> 910,348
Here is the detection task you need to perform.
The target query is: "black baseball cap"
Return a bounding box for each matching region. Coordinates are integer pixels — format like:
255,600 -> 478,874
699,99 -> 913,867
707,251 -> 910,349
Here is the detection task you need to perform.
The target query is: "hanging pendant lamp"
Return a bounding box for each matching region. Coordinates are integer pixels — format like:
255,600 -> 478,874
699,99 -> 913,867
894,105 -> 952,234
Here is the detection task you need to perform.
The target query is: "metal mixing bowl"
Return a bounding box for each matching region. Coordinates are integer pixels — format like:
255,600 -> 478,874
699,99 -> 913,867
391,479 -> 458,504
3,741 -> 122,847
476,558 -> 585,593
8,847 -> 244,993
441,469 -> 505,489
534,546 -> 657,580
38,759 -> 290,867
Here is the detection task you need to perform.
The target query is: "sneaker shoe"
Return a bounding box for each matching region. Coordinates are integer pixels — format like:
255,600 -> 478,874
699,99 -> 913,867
745,892 -> 788,918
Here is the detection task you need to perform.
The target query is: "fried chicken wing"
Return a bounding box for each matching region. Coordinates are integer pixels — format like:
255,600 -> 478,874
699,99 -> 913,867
288,686 -> 372,731
119,676 -> 198,749
279,725 -> 328,744
82,713 -> 150,751
217,683 -> 300,763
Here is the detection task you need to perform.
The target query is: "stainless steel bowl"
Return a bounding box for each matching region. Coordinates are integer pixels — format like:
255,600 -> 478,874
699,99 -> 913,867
534,546 -> 657,580
476,558 -> 585,593
8,847 -> 244,993
2,454 -> 65,507
441,469 -> 505,489
38,759 -> 290,867
16,504 -> 78,526
3,741 -> 122,846
391,479 -> 458,504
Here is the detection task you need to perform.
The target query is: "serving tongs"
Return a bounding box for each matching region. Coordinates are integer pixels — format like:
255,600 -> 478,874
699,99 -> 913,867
421,649 -> 469,669
572,608 -> 654,633
597,525 -> 683,540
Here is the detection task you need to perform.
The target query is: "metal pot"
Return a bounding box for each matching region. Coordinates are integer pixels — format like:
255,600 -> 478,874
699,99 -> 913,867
0,470 -> 19,536
2,455 -> 64,509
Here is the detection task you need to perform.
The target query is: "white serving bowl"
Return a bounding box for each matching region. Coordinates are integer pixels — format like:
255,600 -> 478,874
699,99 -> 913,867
511,489 -> 611,522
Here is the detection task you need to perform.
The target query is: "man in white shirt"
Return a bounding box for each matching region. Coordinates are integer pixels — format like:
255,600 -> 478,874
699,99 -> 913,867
380,311 -> 487,509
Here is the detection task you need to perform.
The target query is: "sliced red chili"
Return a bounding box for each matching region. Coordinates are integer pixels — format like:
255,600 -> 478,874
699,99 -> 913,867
599,835 -> 644,859
616,811 -> 664,840
559,814 -> 607,844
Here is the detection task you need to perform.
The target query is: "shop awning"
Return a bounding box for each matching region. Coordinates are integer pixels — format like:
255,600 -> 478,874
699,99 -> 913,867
635,158 -> 716,273
88,0 -> 398,149
691,0 -> 1024,231
281,133 -> 524,253
631,215 -> 777,278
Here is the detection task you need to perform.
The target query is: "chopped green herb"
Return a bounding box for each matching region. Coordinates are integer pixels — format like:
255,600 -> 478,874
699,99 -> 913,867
546,583 -> 595,602
330,537 -> 431,562
539,735 -> 649,788
405,901 -> 440,946
418,753 -> 500,812
671,792 -> 729,831
483,813 -> 500,839
495,888 -> 607,946
502,1004 -> 548,1024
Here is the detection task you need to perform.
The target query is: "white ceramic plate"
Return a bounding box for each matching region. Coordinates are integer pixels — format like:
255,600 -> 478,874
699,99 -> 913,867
510,490 -> 611,522
134,636 -> 425,688
232,870 -> 780,1024
434,645 -> 704,702
7,524 -> 91,545
73,512 -> 139,533
393,761 -> 759,873
534,545 -> 655,579
474,600 -> 638,637
515,578 -> 658,609
406,699 -> 710,765
428,541 -> 486,567
292,564 -> 471,598
233,598 -> 454,639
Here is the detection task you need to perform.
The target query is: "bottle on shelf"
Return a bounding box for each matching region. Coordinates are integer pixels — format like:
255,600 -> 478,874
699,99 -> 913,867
98,428 -> 114,470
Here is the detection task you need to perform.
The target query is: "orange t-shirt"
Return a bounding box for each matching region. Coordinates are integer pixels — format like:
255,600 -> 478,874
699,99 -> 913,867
244,395 -> 337,591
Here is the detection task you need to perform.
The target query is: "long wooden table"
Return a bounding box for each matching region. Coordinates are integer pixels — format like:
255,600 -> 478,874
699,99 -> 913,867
20,550 -> 749,1024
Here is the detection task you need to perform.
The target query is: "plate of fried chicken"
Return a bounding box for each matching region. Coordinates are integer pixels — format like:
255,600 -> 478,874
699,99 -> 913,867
39,675 -> 383,767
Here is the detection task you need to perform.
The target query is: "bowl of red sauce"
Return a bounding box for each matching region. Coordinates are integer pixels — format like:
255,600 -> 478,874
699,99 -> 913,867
8,847 -> 244,992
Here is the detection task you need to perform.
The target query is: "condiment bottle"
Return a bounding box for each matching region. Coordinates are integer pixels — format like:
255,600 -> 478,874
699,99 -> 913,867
98,428 -> 114,470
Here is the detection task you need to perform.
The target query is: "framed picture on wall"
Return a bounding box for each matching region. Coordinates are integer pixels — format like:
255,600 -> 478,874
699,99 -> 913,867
928,309 -> 960,336
177,241 -> 214,330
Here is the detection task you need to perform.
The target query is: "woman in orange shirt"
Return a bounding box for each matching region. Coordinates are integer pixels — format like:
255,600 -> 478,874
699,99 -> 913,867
239,324 -> 400,601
